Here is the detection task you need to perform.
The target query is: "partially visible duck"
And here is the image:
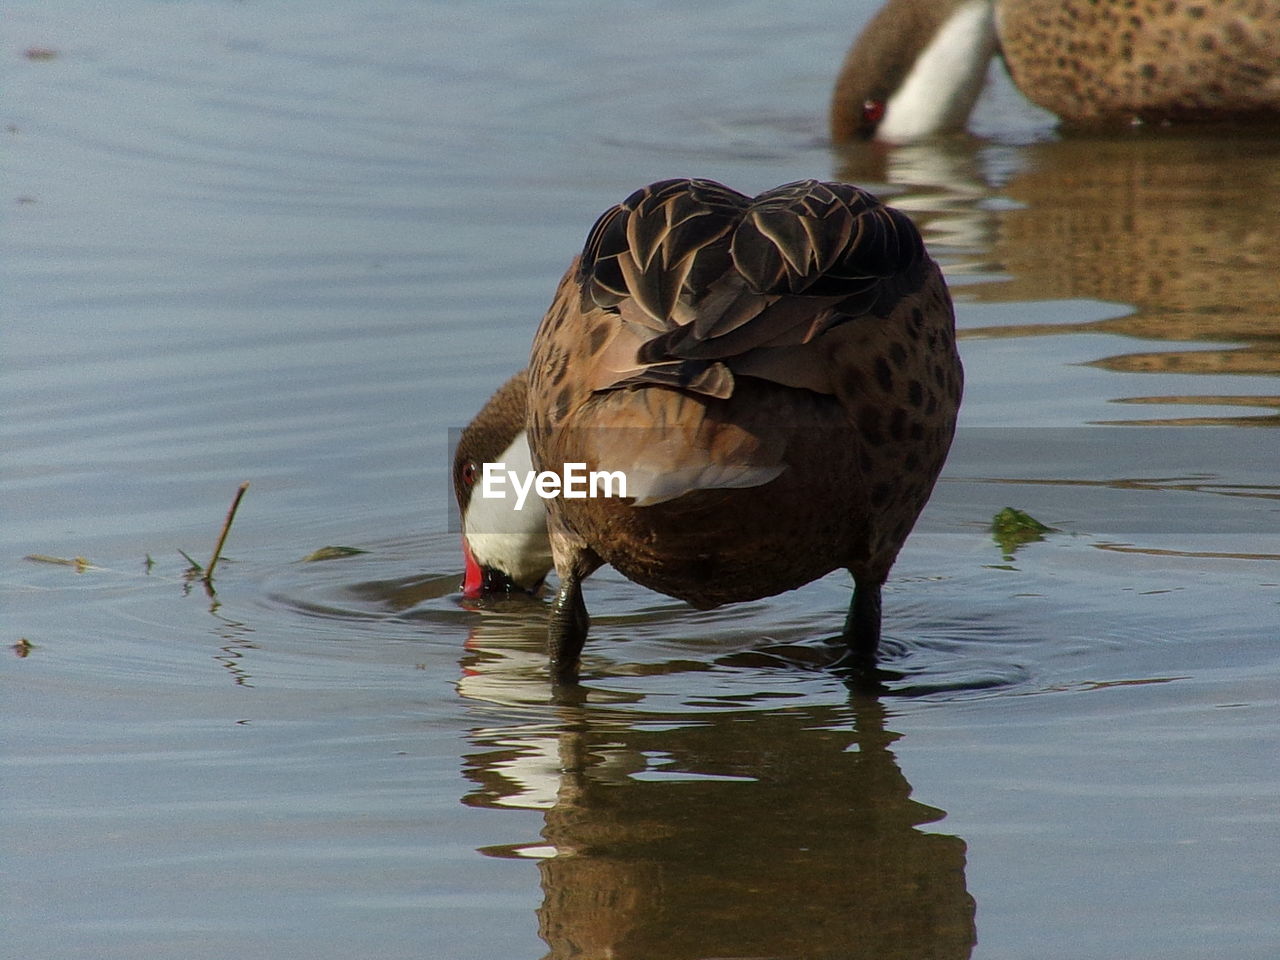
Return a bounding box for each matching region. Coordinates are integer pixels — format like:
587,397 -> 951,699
453,369 -> 552,598
832,0 -> 1000,142
455,178 -> 962,684
831,0 -> 1280,141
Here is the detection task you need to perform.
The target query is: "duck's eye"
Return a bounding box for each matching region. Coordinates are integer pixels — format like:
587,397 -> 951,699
461,461 -> 478,486
861,98 -> 886,128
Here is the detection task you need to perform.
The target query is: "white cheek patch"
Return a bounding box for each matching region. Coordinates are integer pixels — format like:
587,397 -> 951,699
877,0 -> 998,142
463,431 -> 554,588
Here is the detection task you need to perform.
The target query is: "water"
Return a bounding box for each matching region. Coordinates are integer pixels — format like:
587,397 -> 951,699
5,2 -> 1279,958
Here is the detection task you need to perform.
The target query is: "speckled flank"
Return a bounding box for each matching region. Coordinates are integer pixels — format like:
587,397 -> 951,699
998,0 -> 1280,123
825,266 -> 960,576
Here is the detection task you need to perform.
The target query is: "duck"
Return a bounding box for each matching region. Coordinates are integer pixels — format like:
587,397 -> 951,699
453,178 -> 962,684
831,0 -> 1280,141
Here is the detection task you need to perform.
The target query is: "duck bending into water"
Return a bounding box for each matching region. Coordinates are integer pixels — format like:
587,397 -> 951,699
454,179 -> 962,684
831,0 -> 1280,141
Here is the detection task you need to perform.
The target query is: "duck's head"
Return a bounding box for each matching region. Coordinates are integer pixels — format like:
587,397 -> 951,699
830,0 -> 998,143
453,370 -> 553,598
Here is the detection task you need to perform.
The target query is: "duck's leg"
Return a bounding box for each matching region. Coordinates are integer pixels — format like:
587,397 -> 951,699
546,532 -> 602,685
842,575 -> 882,664
548,572 -> 590,685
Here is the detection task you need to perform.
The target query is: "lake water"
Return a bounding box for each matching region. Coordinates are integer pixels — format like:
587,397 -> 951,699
5,2 -> 1279,958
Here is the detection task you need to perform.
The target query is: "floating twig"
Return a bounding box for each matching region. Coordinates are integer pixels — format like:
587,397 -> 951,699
301,545 -> 368,563
24,554 -> 92,573
203,482 -> 249,584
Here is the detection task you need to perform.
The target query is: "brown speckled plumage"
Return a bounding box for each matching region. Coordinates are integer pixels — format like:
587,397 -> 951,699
998,0 -> 1280,124
525,178 -> 961,682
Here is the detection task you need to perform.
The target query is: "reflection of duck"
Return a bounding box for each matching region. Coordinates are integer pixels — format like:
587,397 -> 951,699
832,0 -> 1280,140
454,179 -> 963,683
963,134 -> 1280,424
465,697 -> 975,959
456,604 -> 564,709
830,137 -> 1000,262
835,128 -> 1280,425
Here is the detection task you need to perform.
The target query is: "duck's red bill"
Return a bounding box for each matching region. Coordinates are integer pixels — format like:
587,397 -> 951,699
460,537 -> 536,598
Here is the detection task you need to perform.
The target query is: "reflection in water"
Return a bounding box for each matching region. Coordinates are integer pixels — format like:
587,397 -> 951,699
460,627 -> 974,960
457,607 -> 584,709
1092,542 -> 1280,561
833,138 -> 1002,267
973,135 -> 1280,325
346,571 -> 461,612
1101,394 -> 1280,427
211,613 -> 259,687
834,132 -> 1280,426
973,473 -> 1280,504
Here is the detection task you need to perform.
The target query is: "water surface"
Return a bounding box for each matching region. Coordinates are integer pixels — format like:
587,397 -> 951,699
5,2 -> 1279,958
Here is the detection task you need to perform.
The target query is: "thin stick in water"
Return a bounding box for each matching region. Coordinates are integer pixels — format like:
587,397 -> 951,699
204,482 -> 249,583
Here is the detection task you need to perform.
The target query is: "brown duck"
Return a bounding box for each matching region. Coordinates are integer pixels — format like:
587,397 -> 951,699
831,0 -> 1280,141
454,179 -> 962,683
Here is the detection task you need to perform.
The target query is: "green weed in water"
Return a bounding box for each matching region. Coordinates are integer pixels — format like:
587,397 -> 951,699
991,507 -> 1056,561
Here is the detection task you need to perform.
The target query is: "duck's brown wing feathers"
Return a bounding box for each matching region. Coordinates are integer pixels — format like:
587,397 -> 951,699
575,178 -> 930,397
580,178 -> 747,327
